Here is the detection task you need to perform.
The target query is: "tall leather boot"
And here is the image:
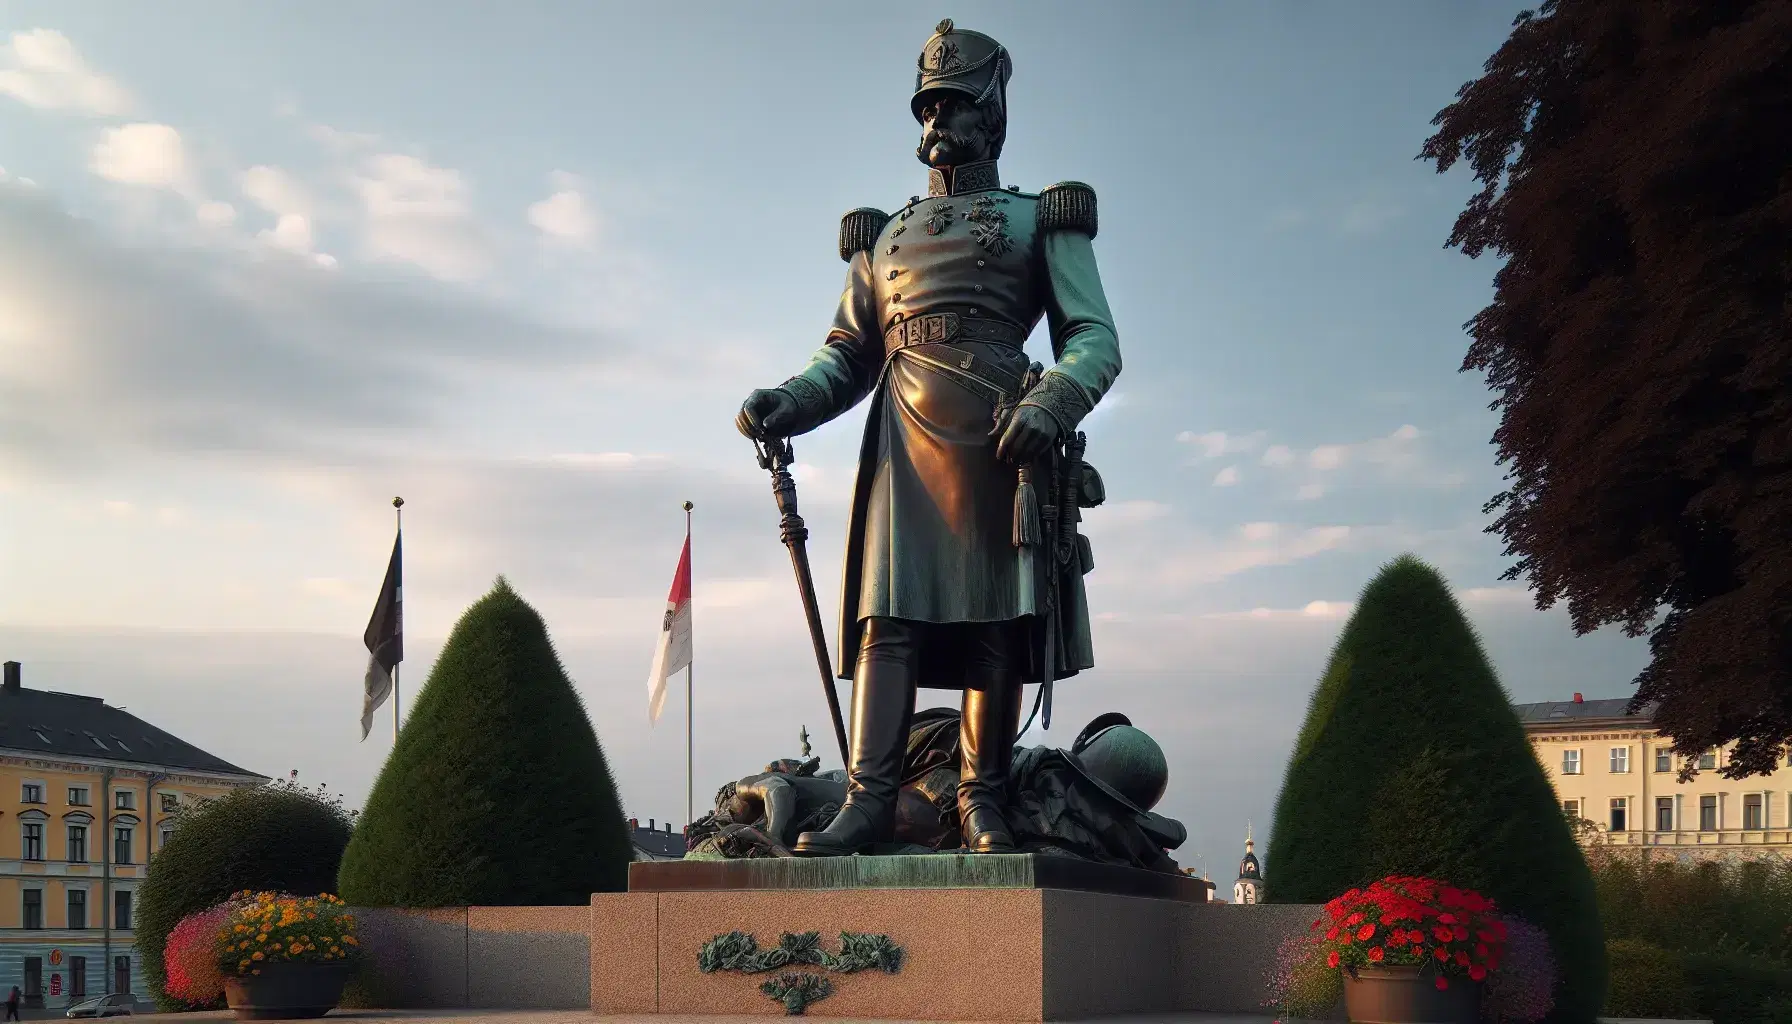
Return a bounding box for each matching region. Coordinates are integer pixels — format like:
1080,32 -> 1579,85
958,667 -> 1023,854
795,618 -> 917,856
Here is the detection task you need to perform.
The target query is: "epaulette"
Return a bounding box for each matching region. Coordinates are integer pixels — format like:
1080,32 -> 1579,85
838,207 -> 890,263
1036,181 -> 1097,239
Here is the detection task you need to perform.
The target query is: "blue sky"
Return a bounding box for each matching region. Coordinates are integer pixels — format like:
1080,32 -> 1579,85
0,2 -> 1649,877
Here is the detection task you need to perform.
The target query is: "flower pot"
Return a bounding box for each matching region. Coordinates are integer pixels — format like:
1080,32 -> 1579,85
224,961 -> 351,1020
1344,965 -> 1480,1024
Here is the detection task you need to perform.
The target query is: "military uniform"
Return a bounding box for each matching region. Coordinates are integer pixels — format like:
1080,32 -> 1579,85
762,20 -> 1121,857
781,169 -> 1119,688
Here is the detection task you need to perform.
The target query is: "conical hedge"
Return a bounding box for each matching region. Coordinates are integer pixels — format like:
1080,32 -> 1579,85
1266,555 -> 1606,1023
338,578 -> 633,906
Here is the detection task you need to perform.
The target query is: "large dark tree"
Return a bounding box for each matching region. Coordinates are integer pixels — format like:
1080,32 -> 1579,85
1418,1 -> 1792,776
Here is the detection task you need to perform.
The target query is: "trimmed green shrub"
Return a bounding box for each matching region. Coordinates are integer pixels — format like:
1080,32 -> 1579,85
135,780 -> 354,1011
1266,555 -> 1606,1023
1604,940 -> 1697,1019
1685,950 -> 1792,1024
1595,856 -> 1792,963
337,577 -> 633,906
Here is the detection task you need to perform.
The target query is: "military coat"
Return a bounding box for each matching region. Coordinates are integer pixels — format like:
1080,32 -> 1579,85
776,159 -> 1121,686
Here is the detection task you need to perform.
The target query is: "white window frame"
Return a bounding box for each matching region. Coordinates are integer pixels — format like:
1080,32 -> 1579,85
114,789 -> 136,811
1654,747 -> 1672,773
1562,799 -> 1581,820
68,786 -> 90,806
1562,749 -> 1582,775
1610,746 -> 1630,773
20,780 -> 45,804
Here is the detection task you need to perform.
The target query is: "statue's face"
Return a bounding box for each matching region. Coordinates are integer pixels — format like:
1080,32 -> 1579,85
916,92 -> 994,167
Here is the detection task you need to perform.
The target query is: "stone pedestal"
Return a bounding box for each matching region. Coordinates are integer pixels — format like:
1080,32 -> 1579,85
591,855 -> 1211,1022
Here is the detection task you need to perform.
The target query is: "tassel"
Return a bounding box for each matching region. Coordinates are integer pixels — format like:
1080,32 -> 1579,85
1014,465 -> 1041,547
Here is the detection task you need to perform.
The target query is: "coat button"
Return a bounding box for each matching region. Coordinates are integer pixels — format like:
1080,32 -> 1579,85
976,260 -> 986,268
973,284 -> 984,293
969,307 -> 979,315
887,245 -> 899,254
892,293 -> 903,302
888,269 -> 901,281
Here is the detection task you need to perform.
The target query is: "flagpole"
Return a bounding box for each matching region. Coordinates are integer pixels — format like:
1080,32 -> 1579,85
393,496 -> 404,744
683,500 -> 694,831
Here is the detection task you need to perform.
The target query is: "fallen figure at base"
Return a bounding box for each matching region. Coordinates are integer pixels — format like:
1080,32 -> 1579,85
685,711 -> 1186,874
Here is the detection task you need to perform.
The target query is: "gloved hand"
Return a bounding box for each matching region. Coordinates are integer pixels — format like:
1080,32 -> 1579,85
735,388 -> 799,440
993,404 -> 1061,463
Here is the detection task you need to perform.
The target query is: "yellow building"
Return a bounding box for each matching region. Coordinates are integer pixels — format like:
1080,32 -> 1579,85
1519,694 -> 1792,860
0,661 -> 266,1009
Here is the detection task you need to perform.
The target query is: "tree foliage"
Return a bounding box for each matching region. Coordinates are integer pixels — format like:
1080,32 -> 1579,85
337,577 -> 633,907
135,778 -> 354,1011
1267,555 -> 1605,1023
1418,1 -> 1792,775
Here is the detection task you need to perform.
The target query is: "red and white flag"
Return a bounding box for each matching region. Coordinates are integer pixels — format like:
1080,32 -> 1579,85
647,531 -> 692,724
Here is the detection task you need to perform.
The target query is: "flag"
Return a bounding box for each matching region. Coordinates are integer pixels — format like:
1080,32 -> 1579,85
361,532 -> 403,741
647,531 -> 692,724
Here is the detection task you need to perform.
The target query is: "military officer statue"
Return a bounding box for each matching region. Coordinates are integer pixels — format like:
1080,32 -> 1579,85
735,19 -> 1121,857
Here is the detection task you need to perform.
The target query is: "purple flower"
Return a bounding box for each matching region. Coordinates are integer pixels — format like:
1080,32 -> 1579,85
1481,916 -> 1556,1024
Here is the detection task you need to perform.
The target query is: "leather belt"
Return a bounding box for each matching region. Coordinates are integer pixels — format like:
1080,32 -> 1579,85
884,311 -> 1025,353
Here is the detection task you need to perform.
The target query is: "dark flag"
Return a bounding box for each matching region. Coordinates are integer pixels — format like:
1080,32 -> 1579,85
361,532 -> 402,741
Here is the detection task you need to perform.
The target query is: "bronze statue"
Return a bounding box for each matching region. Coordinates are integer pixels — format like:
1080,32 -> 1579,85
736,20 -> 1120,857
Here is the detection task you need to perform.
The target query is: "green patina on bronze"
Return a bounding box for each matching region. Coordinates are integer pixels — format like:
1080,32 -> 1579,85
697,930 -> 905,1016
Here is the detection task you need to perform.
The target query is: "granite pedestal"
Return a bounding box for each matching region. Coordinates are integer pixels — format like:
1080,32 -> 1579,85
591,855 -> 1211,1022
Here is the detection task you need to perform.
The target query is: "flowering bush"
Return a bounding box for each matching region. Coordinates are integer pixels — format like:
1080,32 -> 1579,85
1480,916 -> 1556,1023
1312,876 -> 1508,990
1265,932 -> 1344,1019
215,891 -> 360,977
163,898 -> 249,1003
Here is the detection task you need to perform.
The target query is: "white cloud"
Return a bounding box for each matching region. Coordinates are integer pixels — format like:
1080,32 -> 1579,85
260,213 -> 314,253
353,153 -> 488,281
1307,444 -> 1349,471
0,29 -> 132,117
240,165 -> 313,219
528,171 -> 598,245
1261,444 -> 1294,467
1177,429 -> 1265,459
1296,483 -> 1326,501
1213,466 -> 1240,487
196,201 -> 238,227
90,123 -> 190,192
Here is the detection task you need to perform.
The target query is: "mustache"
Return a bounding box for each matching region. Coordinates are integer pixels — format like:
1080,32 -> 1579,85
919,128 -> 978,154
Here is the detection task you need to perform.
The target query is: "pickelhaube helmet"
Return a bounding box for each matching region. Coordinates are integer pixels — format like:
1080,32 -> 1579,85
1070,713 -> 1170,812
911,18 -> 1012,123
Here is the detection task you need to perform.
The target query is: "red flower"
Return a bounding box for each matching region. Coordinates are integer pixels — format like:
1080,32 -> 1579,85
1327,927 -> 1340,941
1433,926 -> 1454,942
1455,951 -> 1471,967
1346,912 -> 1365,926
1438,913 -> 1457,925
1327,950 -> 1341,969
1369,946 -> 1385,962
1469,965 -> 1488,982
1356,924 -> 1375,942
1475,943 -> 1489,958
1453,926 -> 1470,942
1434,947 -> 1450,962
1435,976 -> 1450,991
1408,930 -> 1425,944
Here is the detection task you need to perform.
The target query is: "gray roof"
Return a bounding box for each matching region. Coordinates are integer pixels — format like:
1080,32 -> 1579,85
0,682 -> 264,778
632,826 -> 686,859
1513,698 -> 1653,725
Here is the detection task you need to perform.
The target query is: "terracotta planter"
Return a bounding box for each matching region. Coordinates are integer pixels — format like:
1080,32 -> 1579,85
1344,964 -> 1481,1024
223,961 -> 351,1020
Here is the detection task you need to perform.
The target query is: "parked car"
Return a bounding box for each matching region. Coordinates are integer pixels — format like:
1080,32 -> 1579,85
64,994 -> 146,1018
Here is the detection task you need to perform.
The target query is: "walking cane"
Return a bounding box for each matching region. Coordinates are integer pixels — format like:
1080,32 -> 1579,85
753,434 -> 851,766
